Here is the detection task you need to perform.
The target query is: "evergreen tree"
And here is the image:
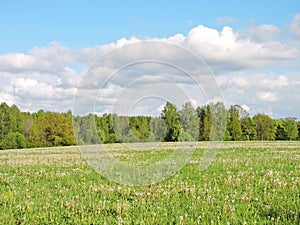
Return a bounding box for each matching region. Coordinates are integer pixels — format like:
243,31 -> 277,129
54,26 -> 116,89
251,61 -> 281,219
197,105 -> 212,141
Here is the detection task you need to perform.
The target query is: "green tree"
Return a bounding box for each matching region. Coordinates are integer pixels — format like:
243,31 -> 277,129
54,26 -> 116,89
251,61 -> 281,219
22,113 -> 34,141
129,116 -> 151,141
111,114 -> 129,143
0,102 -> 11,144
197,105 -> 212,141
0,103 -> 26,149
31,112 -> 76,147
96,114 -> 119,144
149,117 -> 167,141
161,102 -> 182,142
227,105 -> 242,141
210,102 -> 227,141
74,114 -> 100,145
275,119 -> 286,140
297,121 -> 300,140
179,102 -> 199,141
1,132 -> 27,149
240,117 -> 257,140
284,118 -> 298,140
253,114 -> 276,141
9,104 -> 23,133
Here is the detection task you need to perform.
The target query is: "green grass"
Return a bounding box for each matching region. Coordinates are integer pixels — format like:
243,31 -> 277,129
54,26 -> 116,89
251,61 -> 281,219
0,142 -> 299,224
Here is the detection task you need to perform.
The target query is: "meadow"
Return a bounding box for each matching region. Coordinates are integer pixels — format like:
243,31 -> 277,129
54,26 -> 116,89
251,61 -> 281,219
0,141 -> 299,224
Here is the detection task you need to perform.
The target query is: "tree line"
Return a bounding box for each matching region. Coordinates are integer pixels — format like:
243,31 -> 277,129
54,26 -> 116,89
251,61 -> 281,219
0,102 -> 299,150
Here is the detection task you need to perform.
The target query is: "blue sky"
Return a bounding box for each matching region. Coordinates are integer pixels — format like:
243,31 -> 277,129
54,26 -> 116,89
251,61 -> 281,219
1,0 -> 299,52
0,1 -> 300,118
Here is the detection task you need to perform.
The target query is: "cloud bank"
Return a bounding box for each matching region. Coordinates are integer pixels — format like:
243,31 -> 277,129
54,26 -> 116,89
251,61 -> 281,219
0,16 -> 299,118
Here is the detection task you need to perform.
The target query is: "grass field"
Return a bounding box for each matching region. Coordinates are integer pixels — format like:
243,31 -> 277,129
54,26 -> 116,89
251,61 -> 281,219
0,142 -> 299,224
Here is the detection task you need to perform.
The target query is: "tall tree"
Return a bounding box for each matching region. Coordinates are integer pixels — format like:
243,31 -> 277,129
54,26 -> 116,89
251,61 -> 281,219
275,119 -> 286,140
149,117 -> 167,141
74,114 -> 99,145
1,132 -> 27,149
10,104 -> 24,133
284,118 -> 298,140
179,102 -> 200,141
253,114 -> 276,141
31,112 -> 76,147
0,103 -> 11,144
227,105 -> 242,141
197,105 -> 212,141
161,102 -> 182,142
297,121 -> 300,140
129,116 -> 151,141
240,116 -> 257,140
210,102 -> 227,141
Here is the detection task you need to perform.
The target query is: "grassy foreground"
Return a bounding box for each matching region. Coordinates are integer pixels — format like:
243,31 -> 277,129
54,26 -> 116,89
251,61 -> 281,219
0,142 -> 299,224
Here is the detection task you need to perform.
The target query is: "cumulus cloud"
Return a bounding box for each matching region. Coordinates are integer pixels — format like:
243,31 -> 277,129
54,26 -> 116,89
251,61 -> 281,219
242,24 -> 281,42
186,25 -> 298,72
0,53 -> 49,72
257,91 -> 278,102
259,75 -> 289,89
9,78 -> 76,101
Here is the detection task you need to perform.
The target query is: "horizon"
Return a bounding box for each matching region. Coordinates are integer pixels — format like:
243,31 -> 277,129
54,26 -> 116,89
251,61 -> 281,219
1,101 -> 298,121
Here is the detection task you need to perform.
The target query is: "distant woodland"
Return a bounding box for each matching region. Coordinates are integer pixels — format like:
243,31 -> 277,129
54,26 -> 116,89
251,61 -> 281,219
0,102 -> 299,150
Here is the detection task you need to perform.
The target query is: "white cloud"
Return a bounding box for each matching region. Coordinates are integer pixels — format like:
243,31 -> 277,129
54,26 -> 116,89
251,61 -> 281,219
217,71 -> 300,118
241,104 -> 250,113
29,41 -> 76,65
11,78 -> 55,99
0,53 -> 48,72
257,91 -> 278,102
8,78 -> 76,101
185,25 -> 298,71
0,92 -> 15,106
259,75 -> 289,89
242,24 -> 281,42
289,14 -> 300,39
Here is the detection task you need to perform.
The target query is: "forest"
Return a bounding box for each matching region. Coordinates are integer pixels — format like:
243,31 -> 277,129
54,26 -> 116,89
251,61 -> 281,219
0,101 -> 299,150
